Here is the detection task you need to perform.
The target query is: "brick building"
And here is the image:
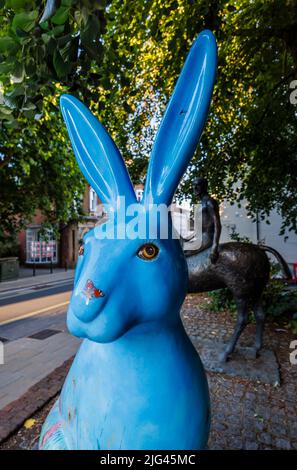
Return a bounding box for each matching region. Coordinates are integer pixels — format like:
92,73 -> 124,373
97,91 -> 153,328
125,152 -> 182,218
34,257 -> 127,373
18,183 -> 148,269
18,185 -> 106,269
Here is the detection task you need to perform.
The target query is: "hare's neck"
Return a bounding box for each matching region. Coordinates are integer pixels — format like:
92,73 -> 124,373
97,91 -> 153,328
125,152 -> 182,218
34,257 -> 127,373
82,317 -> 189,359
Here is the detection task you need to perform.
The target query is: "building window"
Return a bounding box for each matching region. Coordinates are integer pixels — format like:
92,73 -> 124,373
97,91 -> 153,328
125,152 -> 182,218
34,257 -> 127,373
89,187 -> 97,212
26,228 -> 58,264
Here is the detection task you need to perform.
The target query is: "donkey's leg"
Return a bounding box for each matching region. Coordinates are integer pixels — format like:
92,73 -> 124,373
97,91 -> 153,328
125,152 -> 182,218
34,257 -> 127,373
219,298 -> 248,362
253,300 -> 265,356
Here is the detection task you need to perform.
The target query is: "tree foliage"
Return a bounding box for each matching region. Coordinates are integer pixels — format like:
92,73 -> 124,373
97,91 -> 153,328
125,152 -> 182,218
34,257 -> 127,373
0,0 -> 106,129
93,0 -> 297,235
0,0 -> 108,241
0,0 -> 297,241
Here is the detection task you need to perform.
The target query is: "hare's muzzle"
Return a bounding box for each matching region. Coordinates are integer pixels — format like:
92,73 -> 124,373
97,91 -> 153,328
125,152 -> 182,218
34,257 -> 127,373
82,279 -> 105,302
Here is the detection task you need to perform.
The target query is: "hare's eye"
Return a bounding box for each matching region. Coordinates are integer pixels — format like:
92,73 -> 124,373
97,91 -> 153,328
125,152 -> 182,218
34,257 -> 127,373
78,244 -> 84,256
137,243 -> 159,261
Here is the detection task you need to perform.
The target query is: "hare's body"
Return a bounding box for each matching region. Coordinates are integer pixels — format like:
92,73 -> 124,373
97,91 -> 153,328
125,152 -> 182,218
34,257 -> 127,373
40,30 -> 217,450
40,320 -> 209,450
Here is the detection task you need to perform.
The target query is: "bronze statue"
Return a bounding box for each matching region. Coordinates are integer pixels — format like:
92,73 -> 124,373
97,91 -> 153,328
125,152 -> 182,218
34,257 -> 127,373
183,177 -> 221,263
184,178 -> 292,363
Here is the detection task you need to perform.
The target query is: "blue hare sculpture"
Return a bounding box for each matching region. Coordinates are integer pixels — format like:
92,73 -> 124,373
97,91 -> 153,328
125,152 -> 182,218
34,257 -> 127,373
39,30 -> 217,450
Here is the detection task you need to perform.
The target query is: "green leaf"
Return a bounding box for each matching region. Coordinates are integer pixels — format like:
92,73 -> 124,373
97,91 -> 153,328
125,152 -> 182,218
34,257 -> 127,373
59,36 -> 78,63
22,101 -> 36,111
3,119 -> 19,129
14,27 -> 30,38
61,0 -> 74,6
45,37 -> 56,55
0,105 -> 12,115
25,57 -> 36,75
5,0 -> 30,11
40,20 -> 49,30
36,44 -> 46,60
53,48 -> 71,78
0,111 -> 12,119
41,32 -> 51,44
3,95 -> 17,109
0,36 -> 18,53
81,15 -> 100,45
12,10 -> 38,33
0,60 -> 15,74
6,85 -> 25,98
51,6 -> 70,25
51,25 -> 65,36
23,109 -> 36,118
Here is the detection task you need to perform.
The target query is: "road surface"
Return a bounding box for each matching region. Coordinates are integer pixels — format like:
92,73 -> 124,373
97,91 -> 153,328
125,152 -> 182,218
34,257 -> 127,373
0,276 -> 80,414
0,278 -> 73,332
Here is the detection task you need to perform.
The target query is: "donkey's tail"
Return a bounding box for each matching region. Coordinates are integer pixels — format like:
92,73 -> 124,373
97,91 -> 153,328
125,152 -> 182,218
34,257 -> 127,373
259,245 -> 292,280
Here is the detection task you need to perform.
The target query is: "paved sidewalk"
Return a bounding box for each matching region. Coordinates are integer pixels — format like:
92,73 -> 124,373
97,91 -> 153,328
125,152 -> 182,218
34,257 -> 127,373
0,358 -> 73,443
0,268 -> 77,442
0,269 -> 75,294
0,332 -> 81,410
19,266 -> 72,278
0,297 -> 80,442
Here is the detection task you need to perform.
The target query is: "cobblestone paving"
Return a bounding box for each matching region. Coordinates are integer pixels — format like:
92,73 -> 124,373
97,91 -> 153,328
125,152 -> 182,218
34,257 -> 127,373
183,294 -> 297,450
0,293 -> 296,450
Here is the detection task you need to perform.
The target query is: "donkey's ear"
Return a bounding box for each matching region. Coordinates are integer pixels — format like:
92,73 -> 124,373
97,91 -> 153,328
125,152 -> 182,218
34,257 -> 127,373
60,94 -> 137,208
143,30 -> 217,206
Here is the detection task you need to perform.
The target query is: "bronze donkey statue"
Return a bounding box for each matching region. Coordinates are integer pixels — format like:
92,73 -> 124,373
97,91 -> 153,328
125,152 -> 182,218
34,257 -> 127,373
186,242 -> 292,362
183,177 -> 292,362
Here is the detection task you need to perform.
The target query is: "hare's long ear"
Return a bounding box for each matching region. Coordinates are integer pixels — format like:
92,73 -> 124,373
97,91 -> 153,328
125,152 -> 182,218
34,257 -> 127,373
60,95 -> 137,208
143,30 -> 217,206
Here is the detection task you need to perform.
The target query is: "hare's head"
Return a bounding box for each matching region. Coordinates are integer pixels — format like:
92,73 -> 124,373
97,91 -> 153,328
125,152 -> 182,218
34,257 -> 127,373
61,30 -> 217,343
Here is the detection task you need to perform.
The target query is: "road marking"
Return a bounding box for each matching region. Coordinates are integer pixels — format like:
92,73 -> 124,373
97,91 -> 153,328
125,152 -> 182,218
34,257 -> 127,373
0,301 -> 70,326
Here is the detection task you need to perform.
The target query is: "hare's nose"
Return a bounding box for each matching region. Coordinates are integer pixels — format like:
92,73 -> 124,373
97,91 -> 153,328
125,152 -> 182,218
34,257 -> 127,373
83,279 -> 105,301
94,288 -> 105,298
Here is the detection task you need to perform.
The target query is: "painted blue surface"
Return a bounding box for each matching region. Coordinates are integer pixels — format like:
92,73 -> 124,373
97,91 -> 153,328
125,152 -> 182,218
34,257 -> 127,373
39,30 -> 217,450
